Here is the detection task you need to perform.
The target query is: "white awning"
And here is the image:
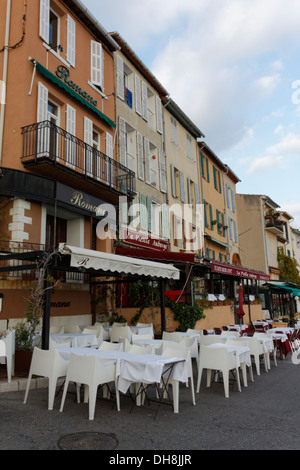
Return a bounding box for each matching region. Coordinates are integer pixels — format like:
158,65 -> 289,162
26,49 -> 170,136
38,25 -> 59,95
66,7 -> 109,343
59,244 -> 180,280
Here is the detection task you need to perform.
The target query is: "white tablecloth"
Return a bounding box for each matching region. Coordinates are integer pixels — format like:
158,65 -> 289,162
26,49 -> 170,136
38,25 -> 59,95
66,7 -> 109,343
51,333 -> 98,348
58,347 -> 188,394
206,343 -> 251,367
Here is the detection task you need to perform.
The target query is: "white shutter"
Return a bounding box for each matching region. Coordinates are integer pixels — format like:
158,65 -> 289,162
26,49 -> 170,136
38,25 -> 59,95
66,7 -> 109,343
116,56 -> 124,100
66,105 -> 76,167
159,149 -> 167,193
37,82 -> 48,122
142,81 -> 148,121
144,137 -> 151,184
135,74 -> 142,115
156,96 -> 163,134
188,177 -> 192,205
171,164 -> 176,198
84,116 -> 93,176
180,171 -> 186,202
91,41 -> 103,89
194,183 -> 200,205
39,0 -> 49,43
119,117 -> 126,166
67,15 -> 76,67
37,82 -> 49,155
161,204 -> 170,239
137,132 -> 144,181
106,132 -> 113,184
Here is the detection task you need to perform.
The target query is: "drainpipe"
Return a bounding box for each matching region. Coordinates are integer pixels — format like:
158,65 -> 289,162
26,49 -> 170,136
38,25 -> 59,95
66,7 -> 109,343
0,0 -> 12,166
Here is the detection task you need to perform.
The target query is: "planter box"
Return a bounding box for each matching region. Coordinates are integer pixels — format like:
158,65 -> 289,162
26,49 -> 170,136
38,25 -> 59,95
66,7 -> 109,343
15,350 -> 33,374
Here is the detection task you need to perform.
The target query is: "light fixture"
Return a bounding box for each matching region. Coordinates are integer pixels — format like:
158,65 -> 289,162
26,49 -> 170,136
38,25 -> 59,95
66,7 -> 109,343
0,293 -> 3,312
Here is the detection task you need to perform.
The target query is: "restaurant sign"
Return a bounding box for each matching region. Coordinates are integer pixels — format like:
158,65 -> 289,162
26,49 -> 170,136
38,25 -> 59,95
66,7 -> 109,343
210,261 -> 270,281
122,228 -> 169,252
56,65 -> 98,107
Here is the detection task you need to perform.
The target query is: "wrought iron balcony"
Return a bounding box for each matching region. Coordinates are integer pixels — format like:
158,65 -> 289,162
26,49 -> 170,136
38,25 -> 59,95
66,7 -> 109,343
21,121 -> 135,197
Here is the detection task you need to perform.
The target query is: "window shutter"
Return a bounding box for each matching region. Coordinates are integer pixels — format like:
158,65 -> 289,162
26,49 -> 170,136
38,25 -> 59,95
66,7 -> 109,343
203,199 -> 208,227
188,177 -> 192,205
213,166 -> 217,189
161,204 -> 170,239
144,137 -> 151,184
156,96 -> 163,134
228,216 -> 233,240
234,220 -> 238,242
91,41 -> 103,90
84,116 -> 93,176
217,209 -> 221,234
200,151 -> 205,177
209,204 -> 214,230
206,159 -> 210,182
39,0 -> 50,43
222,212 -> 225,236
106,132 -> 113,184
147,196 -> 152,232
135,74 -> 142,115
139,193 -> 147,231
37,82 -> 48,122
159,149 -> 167,193
171,164 -> 176,198
218,171 -> 222,193
180,171 -> 185,203
195,183 -> 200,205
137,132 -> 144,181
116,56 -> 124,100
118,117 -> 126,166
67,15 -> 76,67
66,105 -> 76,167
226,184 -> 230,208
231,189 -> 236,212
142,81 -> 148,121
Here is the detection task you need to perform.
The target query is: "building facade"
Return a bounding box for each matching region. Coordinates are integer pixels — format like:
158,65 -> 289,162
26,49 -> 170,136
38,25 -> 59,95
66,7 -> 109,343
0,0 -> 134,327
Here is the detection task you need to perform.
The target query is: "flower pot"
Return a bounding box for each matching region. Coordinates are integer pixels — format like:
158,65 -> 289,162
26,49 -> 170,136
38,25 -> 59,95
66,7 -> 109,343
15,350 -> 33,374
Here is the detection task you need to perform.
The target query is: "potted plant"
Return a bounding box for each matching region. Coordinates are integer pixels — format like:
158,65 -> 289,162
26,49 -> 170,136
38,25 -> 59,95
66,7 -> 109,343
14,250 -> 60,373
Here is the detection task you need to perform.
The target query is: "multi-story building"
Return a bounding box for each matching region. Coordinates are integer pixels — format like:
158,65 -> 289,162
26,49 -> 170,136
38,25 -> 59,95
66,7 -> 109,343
163,98 -> 204,254
0,0 -> 135,328
223,165 -> 241,265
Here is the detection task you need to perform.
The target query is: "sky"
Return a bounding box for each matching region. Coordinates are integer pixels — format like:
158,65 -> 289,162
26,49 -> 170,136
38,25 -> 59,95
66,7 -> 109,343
84,0 -> 300,229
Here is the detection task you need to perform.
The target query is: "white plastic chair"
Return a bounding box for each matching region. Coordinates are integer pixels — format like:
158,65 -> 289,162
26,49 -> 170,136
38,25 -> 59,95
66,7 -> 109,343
110,325 -> 132,343
128,344 -> 153,354
112,322 -> 127,327
136,323 -> 154,338
59,353 -> 120,420
180,336 -> 199,366
200,335 -> 226,345
246,336 -> 269,375
49,335 -> 71,350
197,344 -> 241,398
98,341 -> 123,351
64,325 -> 81,334
24,347 -> 68,410
50,326 -> 64,334
226,339 -> 254,386
162,331 -> 182,342
221,331 -> 240,339
253,332 -> 277,368
131,332 -> 153,343
160,342 -> 196,413
94,321 -> 109,327
0,330 -> 15,382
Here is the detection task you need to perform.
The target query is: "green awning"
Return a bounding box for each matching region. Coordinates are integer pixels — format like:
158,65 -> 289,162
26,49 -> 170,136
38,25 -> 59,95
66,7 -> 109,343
265,282 -> 300,297
34,60 -> 116,129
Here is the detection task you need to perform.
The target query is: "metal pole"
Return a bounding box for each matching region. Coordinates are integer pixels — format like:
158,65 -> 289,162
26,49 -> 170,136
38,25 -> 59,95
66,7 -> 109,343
160,279 -> 166,336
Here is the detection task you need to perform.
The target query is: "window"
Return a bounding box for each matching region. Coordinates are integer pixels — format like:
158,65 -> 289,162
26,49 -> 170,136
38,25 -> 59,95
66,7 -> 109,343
118,117 -> 136,173
40,1 -> 76,65
187,134 -> 193,160
171,116 -> 178,145
159,150 -> 167,193
91,41 -> 104,91
213,166 -> 222,193
84,117 -> 102,179
200,151 -> 210,181
116,57 -> 133,107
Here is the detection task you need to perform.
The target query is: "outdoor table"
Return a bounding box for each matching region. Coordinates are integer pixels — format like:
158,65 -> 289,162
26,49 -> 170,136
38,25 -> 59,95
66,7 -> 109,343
267,331 -> 291,358
51,333 -> 98,348
57,347 -> 188,411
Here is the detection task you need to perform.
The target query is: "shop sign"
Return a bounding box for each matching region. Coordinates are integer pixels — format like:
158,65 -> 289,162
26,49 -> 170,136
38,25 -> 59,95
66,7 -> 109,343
122,228 -> 169,252
56,183 -> 112,219
55,65 -> 98,107
211,261 -> 270,281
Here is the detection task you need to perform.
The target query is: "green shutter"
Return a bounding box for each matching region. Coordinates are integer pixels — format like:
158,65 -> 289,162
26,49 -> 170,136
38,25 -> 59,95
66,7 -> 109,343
200,152 -> 205,178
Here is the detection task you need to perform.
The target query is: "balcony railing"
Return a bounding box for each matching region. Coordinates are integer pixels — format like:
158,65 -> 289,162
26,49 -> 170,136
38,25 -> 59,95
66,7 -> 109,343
21,121 -> 135,197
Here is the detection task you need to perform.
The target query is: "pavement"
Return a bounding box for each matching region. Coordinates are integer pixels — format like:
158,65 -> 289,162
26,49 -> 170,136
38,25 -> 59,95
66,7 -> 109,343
0,355 -> 300,452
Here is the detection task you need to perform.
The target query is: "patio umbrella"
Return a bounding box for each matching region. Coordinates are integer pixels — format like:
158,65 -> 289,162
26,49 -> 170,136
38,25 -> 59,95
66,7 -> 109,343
237,283 -> 245,319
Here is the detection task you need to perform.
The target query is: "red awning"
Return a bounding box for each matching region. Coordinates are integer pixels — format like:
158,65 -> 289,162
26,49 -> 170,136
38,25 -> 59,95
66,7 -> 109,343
210,260 -> 270,281
115,246 -> 196,264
